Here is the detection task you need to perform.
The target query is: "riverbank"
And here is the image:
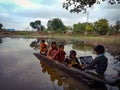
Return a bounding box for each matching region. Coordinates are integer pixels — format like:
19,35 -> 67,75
0,33 -> 120,57
53,34 -> 120,56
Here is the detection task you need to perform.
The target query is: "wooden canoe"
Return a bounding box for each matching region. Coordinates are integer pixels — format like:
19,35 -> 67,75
34,53 -> 120,87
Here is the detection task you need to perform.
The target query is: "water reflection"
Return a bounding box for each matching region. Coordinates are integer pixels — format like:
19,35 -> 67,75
40,60 -> 89,90
39,60 -> 111,90
30,38 -> 93,52
0,38 -> 3,43
72,41 -> 94,51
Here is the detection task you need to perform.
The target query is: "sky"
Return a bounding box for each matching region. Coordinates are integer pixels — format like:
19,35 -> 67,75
0,0 -> 120,31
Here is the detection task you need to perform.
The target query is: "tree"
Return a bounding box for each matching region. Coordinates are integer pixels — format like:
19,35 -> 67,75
0,23 -> 3,29
30,20 -> 41,31
47,20 -> 52,30
94,19 -> 109,35
47,18 -> 65,32
115,20 -> 120,33
86,23 -> 94,34
108,25 -> 115,35
41,25 -> 45,31
73,22 -> 87,34
63,0 -> 120,13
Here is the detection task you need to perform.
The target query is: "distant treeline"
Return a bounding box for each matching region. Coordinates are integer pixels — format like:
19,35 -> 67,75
1,18 -> 120,35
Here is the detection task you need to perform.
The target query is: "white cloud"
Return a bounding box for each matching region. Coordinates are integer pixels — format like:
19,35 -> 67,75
0,0 -> 120,30
12,0 -> 39,8
13,0 -> 38,8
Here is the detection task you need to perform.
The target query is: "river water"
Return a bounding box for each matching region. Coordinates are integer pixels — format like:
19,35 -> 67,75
0,37 -> 119,90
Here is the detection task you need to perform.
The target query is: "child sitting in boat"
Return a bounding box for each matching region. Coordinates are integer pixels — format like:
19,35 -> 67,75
47,41 -> 58,60
52,45 -> 66,63
84,45 -> 108,75
40,40 -> 48,55
64,50 -> 83,70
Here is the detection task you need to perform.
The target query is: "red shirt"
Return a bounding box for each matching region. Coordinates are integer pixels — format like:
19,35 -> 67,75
54,51 -> 66,63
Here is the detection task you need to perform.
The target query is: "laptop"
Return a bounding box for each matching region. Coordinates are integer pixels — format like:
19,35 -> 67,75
78,56 -> 93,65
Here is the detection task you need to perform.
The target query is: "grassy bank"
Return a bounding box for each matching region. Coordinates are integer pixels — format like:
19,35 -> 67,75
53,34 -> 120,45
52,34 -> 120,55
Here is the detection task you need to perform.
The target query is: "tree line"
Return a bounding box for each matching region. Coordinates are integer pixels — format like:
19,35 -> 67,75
29,18 -> 120,35
0,18 -> 120,35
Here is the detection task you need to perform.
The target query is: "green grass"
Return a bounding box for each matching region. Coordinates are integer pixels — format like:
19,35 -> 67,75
52,34 -> 120,45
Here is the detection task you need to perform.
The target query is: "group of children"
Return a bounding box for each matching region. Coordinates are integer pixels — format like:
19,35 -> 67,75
39,40 -> 108,76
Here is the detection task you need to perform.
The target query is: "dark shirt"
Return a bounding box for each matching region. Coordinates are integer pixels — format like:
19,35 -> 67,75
64,57 -> 80,68
85,54 -> 108,75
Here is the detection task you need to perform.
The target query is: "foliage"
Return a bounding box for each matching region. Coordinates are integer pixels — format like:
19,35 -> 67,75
94,19 -> 109,35
86,23 -> 94,34
0,23 -> 3,29
73,22 -> 87,33
115,20 -> 120,33
41,25 -> 45,31
72,41 -> 93,51
16,31 -> 32,35
30,20 -> 45,31
108,25 -> 115,35
62,0 -> 120,13
47,18 -> 65,32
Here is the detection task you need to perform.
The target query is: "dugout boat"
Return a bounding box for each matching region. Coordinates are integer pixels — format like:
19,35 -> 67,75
34,53 -> 120,87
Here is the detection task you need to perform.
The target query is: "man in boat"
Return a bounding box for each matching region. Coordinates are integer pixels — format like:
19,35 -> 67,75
64,50 -> 83,70
52,44 -> 66,63
84,45 -> 108,75
47,41 -> 58,60
40,40 -> 48,55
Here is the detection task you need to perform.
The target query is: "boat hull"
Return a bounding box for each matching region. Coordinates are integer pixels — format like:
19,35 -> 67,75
34,53 -> 120,87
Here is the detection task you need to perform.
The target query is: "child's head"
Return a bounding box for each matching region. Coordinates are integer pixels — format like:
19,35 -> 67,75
94,45 -> 105,55
58,45 -> 64,51
69,50 -> 76,58
51,41 -> 57,48
41,40 -> 45,43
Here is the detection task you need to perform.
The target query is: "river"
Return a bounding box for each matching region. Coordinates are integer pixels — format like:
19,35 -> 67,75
0,37 -> 119,90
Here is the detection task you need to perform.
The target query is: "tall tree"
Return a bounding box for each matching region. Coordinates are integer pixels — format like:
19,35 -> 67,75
86,23 -> 94,34
94,19 -> 109,35
115,20 -> 120,33
47,18 -> 65,31
41,25 -> 45,31
35,20 -> 41,31
63,0 -> 120,13
30,22 -> 36,29
0,23 -> 3,29
30,20 -> 41,31
47,20 -> 52,30
73,22 -> 87,33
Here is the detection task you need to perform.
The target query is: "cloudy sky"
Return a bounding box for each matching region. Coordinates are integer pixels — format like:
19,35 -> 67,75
0,0 -> 120,31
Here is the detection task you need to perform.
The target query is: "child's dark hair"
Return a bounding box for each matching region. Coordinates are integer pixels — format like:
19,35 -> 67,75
59,44 -> 64,48
41,40 -> 45,43
94,45 -> 105,54
69,50 -> 76,58
51,41 -> 56,46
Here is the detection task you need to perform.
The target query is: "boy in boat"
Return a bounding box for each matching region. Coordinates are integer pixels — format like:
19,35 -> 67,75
64,50 -> 83,70
47,41 -> 58,60
53,45 -> 66,63
40,40 -> 48,56
84,45 -> 108,75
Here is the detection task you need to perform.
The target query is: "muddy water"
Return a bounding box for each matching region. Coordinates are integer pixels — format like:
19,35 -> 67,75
0,37 -> 119,90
